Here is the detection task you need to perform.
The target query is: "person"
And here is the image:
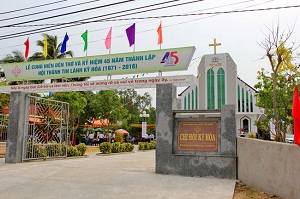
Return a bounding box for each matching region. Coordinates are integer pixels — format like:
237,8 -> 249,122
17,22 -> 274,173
57,132 -> 61,143
111,133 -> 115,143
149,133 -> 154,141
126,134 -> 131,142
88,132 -> 94,145
99,133 -> 105,144
85,135 -> 89,145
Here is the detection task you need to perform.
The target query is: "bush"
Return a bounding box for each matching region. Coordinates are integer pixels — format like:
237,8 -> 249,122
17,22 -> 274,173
138,142 -> 156,150
76,143 -> 87,156
45,141 -> 61,156
26,142 -> 47,158
247,132 -> 257,139
138,142 -> 145,150
38,147 -> 47,158
67,146 -> 79,157
111,142 -> 121,153
114,133 -> 124,143
150,140 -> 156,149
99,142 -> 111,154
121,143 -> 134,152
145,143 -> 151,150
120,143 -> 126,152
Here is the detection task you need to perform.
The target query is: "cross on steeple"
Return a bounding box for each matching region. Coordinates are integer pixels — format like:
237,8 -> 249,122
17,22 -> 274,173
209,38 -> 221,54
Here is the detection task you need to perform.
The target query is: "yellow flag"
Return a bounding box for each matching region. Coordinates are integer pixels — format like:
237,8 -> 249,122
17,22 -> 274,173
43,35 -> 47,57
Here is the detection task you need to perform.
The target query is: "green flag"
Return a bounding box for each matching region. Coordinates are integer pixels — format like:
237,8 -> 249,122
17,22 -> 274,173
81,30 -> 88,51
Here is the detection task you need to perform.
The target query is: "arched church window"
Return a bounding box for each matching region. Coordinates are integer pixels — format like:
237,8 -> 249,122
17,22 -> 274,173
246,91 -> 249,112
217,68 -> 225,109
242,88 -> 245,112
192,90 -> 195,110
237,85 -> 240,112
240,116 -> 251,135
188,93 -> 191,110
250,93 -> 253,112
196,86 -> 198,109
207,69 -> 215,109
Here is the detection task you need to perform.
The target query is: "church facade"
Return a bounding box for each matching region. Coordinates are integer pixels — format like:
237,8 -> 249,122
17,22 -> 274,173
179,52 -> 264,136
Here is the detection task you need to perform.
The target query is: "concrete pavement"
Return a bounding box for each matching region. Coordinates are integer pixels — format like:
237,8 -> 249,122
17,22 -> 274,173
0,147 -> 236,199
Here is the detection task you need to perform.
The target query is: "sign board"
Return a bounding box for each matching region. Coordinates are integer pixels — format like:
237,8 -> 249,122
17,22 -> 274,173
0,75 -> 197,93
177,121 -> 218,152
2,46 -> 195,81
142,122 -> 147,138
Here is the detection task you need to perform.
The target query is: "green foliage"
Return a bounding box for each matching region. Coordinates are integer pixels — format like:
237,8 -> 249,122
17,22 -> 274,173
138,142 -> 145,150
121,143 -> 134,152
1,50 -> 25,63
29,34 -> 73,61
76,143 -> 87,156
150,140 -> 156,149
138,142 -> 155,150
67,146 -> 79,157
111,142 -> 121,153
26,142 -> 47,158
247,132 -> 257,139
114,132 -> 124,143
99,142 -> 112,154
45,141 -> 63,156
258,27 -> 299,142
145,142 -> 151,150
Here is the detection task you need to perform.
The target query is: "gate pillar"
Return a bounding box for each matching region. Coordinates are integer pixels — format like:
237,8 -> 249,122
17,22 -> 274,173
155,84 -> 177,173
5,92 -> 30,163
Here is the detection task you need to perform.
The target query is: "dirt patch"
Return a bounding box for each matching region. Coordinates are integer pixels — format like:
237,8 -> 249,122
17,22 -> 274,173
233,181 -> 282,199
85,146 -> 100,153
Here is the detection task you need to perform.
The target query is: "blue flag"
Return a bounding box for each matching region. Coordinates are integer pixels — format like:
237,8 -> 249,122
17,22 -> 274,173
60,32 -> 69,53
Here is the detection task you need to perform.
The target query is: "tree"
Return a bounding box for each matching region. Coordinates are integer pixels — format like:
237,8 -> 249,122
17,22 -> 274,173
96,90 -> 128,126
29,34 -> 73,61
257,23 -> 299,142
1,50 -> 25,63
52,92 -> 87,144
0,81 -> 10,108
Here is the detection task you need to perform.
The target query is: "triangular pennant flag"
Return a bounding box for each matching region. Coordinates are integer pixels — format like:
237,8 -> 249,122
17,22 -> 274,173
292,86 -> 300,146
157,21 -> 163,45
81,30 -> 88,51
126,23 -> 135,47
24,38 -> 29,59
60,32 -> 69,54
43,35 -> 47,57
105,27 -> 112,50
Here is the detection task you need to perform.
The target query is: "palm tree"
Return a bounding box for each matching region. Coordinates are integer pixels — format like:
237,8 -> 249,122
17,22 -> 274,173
28,34 -> 74,61
1,50 -> 25,63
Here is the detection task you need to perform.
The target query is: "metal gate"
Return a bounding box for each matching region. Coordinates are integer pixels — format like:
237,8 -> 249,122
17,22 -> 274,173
23,96 -> 69,161
0,113 -> 8,142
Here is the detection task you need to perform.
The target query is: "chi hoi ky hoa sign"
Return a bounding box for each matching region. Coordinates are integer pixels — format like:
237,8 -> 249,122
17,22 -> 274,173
177,121 -> 218,152
2,46 -> 195,81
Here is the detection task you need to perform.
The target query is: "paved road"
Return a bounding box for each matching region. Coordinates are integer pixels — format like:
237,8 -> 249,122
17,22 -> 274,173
0,147 -> 236,199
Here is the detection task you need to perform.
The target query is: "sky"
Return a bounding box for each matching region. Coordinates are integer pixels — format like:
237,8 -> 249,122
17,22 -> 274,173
0,0 -> 299,107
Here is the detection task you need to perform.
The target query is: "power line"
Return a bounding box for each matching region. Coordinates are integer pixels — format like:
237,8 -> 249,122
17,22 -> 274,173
0,0 -> 188,40
80,4 -> 300,22
0,0 -> 252,50
0,0 -> 101,23
0,0 -> 203,40
0,0 -> 67,15
0,0 -> 135,29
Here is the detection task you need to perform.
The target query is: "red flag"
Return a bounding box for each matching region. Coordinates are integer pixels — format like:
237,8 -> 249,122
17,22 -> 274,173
292,86 -> 300,146
105,27 -> 112,50
24,37 -> 29,59
157,21 -> 163,45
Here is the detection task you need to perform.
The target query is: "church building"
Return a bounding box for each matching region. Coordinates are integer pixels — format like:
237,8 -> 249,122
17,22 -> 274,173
179,39 -> 264,136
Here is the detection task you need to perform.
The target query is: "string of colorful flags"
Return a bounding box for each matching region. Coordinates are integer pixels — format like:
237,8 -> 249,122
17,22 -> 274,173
23,21 -> 164,59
